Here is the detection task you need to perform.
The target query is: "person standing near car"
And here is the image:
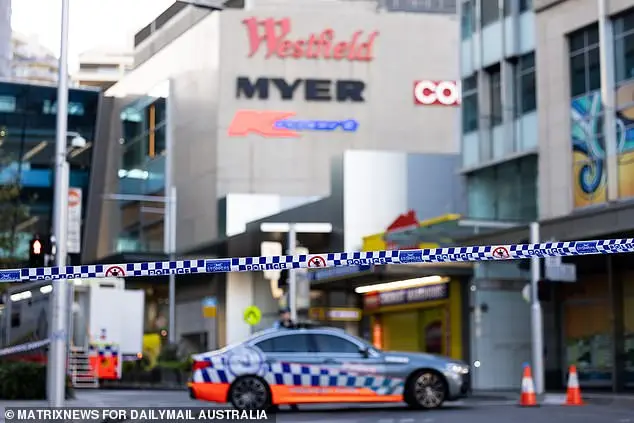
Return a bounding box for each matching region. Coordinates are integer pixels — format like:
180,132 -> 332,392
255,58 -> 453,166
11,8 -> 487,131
273,307 -> 296,329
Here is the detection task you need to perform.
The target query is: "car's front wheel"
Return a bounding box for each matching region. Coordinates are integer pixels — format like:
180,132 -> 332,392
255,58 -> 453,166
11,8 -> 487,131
404,370 -> 447,410
228,376 -> 271,411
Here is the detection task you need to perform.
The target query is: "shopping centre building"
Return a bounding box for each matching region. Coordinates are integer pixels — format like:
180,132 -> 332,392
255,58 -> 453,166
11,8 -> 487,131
83,0 -> 462,352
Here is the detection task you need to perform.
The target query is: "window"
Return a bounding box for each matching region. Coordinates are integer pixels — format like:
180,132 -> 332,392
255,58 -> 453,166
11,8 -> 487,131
489,66 -> 502,127
615,10 -> 634,83
519,0 -> 532,13
481,0 -> 500,28
504,0 -> 531,14
42,100 -> 85,116
254,334 -> 313,353
461,0 -> 475,40
568,24 -> 601,98
515,52 -> 537,116
467,155 -> 538,221
462,75 -> 478,133
503,0 -> 512,16
0,95 -> 16,112
312,334 -> 361,354
122,137 -> 146,169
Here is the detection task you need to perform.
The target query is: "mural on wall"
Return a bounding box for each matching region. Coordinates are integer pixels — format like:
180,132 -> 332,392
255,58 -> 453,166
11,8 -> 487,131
571,82 -> 634,208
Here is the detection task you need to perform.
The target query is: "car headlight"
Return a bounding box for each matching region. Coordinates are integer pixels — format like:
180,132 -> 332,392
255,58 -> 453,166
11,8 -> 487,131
446,362 -> 470,374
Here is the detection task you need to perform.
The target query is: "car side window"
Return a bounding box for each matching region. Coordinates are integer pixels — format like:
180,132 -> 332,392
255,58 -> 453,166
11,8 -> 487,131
254,334 -> 313,353
312,334 -> 361,354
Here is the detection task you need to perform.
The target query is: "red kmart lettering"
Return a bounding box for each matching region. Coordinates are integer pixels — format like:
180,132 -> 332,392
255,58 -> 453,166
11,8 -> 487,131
242,17 -> 379,61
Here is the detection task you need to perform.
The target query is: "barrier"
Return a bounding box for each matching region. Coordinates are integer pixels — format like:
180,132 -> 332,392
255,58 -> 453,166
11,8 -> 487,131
0,339 -> 50,357
1,239 -> 630,365
0,238 -> 631,283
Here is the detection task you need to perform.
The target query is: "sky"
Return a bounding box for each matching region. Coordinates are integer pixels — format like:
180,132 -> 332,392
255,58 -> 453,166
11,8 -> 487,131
10,0 -> 177,71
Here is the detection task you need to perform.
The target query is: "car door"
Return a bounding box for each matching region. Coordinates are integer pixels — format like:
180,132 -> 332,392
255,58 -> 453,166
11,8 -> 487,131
250,332 -> 325,403
310,332 -> 402,402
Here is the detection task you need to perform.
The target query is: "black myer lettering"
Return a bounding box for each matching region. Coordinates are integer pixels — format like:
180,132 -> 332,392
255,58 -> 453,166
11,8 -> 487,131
236,77 -> 365,102
148,269 -> 191,275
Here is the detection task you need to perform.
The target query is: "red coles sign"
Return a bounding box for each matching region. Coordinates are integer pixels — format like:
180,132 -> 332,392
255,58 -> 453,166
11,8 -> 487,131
242,17 -> 379,61
414,80 -> 460,106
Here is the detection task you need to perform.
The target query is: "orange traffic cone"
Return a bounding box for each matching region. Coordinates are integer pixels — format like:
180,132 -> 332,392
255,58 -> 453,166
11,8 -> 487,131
519,364 -> 538,407
565,365 -> 584,406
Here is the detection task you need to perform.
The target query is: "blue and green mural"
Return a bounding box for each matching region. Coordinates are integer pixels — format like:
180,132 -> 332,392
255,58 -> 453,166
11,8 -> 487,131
571,86 -> 634,208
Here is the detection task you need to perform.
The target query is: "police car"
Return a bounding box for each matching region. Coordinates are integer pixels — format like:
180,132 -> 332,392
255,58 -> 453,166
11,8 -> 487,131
189,325 -> 469,411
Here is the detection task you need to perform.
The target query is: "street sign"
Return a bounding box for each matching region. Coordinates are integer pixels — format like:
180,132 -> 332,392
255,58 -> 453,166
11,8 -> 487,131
545,255 -> 562,268
243,306 -> 262,326
545,263 -> 577,282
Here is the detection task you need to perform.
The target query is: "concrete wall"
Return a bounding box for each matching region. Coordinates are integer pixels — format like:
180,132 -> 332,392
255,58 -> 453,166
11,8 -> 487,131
535,0 -> 634,219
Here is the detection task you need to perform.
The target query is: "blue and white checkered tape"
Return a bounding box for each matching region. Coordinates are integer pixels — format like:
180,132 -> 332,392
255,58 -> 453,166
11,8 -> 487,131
0,339 -> 50,357
0,238 -> 631,283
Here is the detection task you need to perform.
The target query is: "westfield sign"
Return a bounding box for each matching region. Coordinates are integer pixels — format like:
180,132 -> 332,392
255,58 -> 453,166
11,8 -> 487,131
242,17 -> 379,61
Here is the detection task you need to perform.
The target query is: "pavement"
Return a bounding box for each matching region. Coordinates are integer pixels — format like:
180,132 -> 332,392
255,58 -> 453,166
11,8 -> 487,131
0,390 -> 633,423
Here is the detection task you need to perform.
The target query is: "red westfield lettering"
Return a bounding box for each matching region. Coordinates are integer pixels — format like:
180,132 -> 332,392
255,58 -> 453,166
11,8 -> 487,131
414,80 -> 460,106
242,17 -> 379,61
228,110 -> 298,137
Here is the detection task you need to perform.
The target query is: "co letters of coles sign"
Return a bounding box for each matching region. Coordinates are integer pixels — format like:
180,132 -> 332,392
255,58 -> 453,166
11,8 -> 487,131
413,80 -> 460,106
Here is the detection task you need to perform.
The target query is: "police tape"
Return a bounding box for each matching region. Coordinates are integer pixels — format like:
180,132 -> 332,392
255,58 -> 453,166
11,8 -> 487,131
0,338 -> 50,357
0,238 -> 631,283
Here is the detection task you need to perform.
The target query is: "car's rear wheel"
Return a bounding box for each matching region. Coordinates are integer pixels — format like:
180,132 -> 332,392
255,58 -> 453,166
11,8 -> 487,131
228,376 -> 271,411
405,370 -> 447,410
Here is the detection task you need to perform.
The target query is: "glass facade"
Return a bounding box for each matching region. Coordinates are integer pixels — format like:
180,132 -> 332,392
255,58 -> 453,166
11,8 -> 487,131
0,81 -> 99,264
460,0 -> 538,221
466,155 -> 538,221
117,90 -> 168,254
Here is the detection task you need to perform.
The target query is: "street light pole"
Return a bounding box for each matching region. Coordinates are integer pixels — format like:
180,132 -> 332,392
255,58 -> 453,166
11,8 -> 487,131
530,222 -> 545,395
49,0 -> 70,407
164,80 -> 177,344
287,224 -> 297,322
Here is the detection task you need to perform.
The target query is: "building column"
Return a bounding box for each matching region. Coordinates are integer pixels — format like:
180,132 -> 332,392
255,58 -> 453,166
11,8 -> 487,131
598,0 -> 620,201
607,256 -> 625,392
500,0 -> 517,156
225,272 -> 254,345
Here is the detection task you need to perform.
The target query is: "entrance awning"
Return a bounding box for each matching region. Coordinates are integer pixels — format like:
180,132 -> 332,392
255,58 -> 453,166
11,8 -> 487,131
309,262 -> 472,292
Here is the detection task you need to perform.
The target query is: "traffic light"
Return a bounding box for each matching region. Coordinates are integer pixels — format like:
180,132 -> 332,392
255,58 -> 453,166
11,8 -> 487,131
29,235 -> 45,268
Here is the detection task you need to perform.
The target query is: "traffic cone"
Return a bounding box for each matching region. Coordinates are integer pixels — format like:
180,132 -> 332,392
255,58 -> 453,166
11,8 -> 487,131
565,365 -> 584,406
519,364 -> 538,407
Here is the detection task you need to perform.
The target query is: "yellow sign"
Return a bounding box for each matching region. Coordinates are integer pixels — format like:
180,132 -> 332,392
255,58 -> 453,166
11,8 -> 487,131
362,213 -> 461,252
244,306 -> 262,326
202,297 -> 217,318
